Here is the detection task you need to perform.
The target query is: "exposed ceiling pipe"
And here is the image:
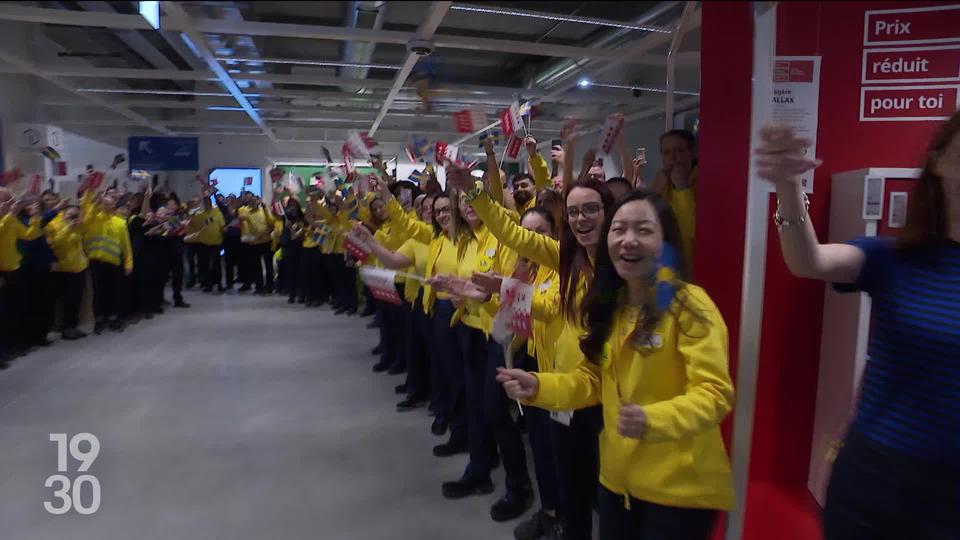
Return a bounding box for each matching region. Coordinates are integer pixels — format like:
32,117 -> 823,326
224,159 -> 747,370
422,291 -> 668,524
528,1 -> 681,91
339,1 -> 386,93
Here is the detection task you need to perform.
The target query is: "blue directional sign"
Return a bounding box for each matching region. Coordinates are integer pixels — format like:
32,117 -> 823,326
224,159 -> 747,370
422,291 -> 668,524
128,137 -> 199,171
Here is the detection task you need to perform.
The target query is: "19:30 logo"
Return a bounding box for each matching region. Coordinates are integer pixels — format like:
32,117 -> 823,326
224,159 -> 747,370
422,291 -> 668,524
44,433 -> 101,515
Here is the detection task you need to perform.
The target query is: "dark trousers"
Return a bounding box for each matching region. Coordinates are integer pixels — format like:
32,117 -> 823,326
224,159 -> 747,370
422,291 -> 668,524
184,243 -> 198,286
282,247 -> 301,300
387,284 -> 408,370
432,300 -> 466,444
823,429 -> 960,540
224,237 -> 241,287
523,352 -> 560,511
335,262 -> 358,310
166,240 -> 185,302
0,270 -> 25,352
56,271 -> 85,330
404,292 -> 432,400
90,260 -> 125,322
484,339 -> 531,493
598,485 -> 716,540
244,242 -> 274,292
22,268 -> 54,345
455,323 -> 497,481
196,244 -> 222,290
553,404 -> 603,540
299,248 -> 322,302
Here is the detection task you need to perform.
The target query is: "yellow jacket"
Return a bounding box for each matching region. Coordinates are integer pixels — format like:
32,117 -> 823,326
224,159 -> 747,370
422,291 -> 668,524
531,285 -> 735,511
239,205 -> 274,245
83,211 -> 133,272
454,224 -> 517,334
0,214 -> 42,272
384,197 -> 458,314
193,207 -> 225,246
528,265 -> 562,366
51,224 -> 88,273
397,237 -> 429,304
661,169 -> 697,271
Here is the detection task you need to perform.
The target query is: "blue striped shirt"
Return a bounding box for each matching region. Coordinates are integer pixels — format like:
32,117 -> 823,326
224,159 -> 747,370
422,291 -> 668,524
838,237 -> 960,459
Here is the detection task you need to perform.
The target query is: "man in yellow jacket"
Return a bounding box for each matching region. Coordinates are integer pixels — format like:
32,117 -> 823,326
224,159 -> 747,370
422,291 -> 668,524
82,189 -> 134,333
238,193 -> 275,294
0,191 -> 43,365
188,192 -> 226,293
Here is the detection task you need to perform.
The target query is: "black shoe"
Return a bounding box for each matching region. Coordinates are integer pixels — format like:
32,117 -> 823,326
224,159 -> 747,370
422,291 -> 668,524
366,320 -> 379,329
186,281 -> 196,289
359,308 -> 376,317
442,476 -> 495,499
154,307 -> 165,315
394,384 -> 408,395
344,308 -> 357,316
202,287 -> 213,293
288,297 -> 295,304
174,299 -> 191,308
371,344 -> 384,355
431,417 -> 448,436
372,361 -> 390,373
297,297 -> 305,304
513,510 -> 561,540
491,489 -> 534,522
108,318 -> 126,332
432,439 -> 467,457
387,364 -> 405,375
93,320 -> 106,335
143,312 -> 154,320
0,360 -> 8,370
62,328 -> 87,341
334,307 -> 348,315
238,285 -> 251,292
397,397 -> 428,412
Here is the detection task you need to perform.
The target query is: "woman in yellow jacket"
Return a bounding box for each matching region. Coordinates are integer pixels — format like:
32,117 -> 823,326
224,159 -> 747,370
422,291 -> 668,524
50,204 -> 89,340
497,190 -> 735,539
0,191 -> 43,365
447,144 -> 615,539
367,185 -> 469,459
643,129 -> 697,273
351,194 -> 436,411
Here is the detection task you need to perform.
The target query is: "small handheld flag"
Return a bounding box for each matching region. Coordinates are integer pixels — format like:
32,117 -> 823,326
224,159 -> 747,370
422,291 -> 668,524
478,130 -> 502,148
453,107 -> 488,134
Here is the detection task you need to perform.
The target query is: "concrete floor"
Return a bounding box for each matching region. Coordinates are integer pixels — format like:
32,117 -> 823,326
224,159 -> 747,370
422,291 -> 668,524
0,291 -> 528,540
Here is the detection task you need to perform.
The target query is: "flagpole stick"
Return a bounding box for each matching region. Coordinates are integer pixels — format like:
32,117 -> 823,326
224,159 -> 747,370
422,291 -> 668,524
497,136 -> 511,171
502,337 -> 524,416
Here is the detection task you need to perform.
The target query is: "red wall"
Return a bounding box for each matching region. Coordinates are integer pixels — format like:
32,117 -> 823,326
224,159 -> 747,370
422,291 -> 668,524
698,2 -> 948,539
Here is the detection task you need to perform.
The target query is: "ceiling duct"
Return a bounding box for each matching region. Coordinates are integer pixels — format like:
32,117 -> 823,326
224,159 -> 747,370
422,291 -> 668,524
528,1 -> 681,91
339,1 -> 387,93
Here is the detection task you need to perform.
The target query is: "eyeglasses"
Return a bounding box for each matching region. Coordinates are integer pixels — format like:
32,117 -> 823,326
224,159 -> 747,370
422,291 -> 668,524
565,202 -> 603,220
435,207 -> 452,216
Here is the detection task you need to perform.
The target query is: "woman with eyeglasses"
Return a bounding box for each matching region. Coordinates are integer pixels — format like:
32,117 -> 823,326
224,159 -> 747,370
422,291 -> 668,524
447,125 -> 615,540
496,190 -> 734,540
359,182 -> 469,460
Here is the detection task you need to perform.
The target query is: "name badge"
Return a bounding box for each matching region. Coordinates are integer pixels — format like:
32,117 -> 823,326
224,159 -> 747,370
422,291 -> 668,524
486,248 -> 496,257
550,410 -> 573,426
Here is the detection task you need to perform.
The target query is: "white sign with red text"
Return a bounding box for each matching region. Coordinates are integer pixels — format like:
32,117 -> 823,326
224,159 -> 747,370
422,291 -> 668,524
773,56 -> 821,193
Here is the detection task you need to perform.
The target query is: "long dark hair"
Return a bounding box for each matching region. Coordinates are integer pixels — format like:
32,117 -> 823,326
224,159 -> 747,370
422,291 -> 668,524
579,190 -> 697,363
898,110 -> 960,250
559,179 -> 615,322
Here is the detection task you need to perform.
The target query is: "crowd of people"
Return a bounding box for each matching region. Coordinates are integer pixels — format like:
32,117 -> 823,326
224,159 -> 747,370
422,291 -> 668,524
275,112 -> 959,540
3,107 -> 956,540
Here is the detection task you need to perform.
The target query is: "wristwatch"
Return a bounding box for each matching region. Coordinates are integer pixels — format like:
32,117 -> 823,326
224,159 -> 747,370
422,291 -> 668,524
464,180 -> 485,202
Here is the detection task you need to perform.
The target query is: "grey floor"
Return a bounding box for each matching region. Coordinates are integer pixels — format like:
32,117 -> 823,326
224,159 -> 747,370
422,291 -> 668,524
0,291 -> 529,540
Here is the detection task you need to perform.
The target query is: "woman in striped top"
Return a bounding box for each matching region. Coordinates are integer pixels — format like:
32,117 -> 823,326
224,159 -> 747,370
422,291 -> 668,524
756,114 -> 960,540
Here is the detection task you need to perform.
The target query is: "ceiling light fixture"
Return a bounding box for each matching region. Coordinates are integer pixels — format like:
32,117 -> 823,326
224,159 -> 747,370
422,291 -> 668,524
577,78 -> 592,89
77,88 -> 233,97
450,4 -> 672,33
216,57 -> 403,70
591,82 -> 700,96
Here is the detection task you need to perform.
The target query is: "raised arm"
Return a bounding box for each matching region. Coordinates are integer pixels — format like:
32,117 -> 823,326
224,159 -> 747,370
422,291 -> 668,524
447,165 -> 560,270
617,132 -> 635,181
484,138 -> 505,206
755,124 -> 864,282
352,223 -> 414,269
526,137 -> 550,190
